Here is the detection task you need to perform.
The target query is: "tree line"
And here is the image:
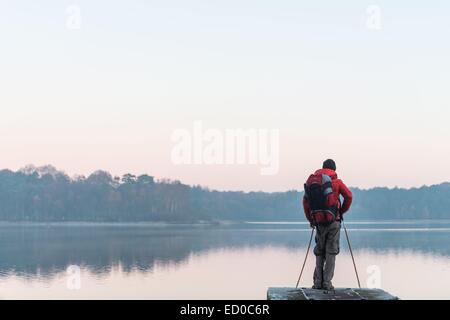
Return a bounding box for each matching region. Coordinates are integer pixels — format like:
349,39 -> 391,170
0,165 -> 448,222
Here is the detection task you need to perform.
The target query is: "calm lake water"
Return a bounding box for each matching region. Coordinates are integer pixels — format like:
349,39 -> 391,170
0,220 -> 449,300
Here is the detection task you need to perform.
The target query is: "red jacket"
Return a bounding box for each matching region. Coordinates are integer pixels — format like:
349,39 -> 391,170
302,168 -> 353,223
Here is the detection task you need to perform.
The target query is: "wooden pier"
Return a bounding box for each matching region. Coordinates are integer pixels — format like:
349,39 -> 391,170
267,287 -> 399,300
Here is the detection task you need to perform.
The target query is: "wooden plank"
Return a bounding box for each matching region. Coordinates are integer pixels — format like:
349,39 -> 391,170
267,287 -> 399,300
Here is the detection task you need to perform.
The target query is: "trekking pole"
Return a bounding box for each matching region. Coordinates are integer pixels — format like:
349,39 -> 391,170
342,219 -> 361,288
295,226 -> 315,288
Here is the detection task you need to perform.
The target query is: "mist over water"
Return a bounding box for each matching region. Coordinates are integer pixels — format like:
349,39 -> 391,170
0,220 -> 448,299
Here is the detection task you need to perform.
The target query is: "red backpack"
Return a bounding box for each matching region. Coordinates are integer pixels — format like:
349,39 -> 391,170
304,173 -> 339,225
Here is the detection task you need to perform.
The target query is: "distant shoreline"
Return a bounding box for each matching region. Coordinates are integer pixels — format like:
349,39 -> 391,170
0,219 -> 447,227
0,220 -> 235,227
1,167 -> 448,222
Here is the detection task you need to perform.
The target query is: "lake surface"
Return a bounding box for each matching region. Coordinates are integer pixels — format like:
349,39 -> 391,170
0,220 -> 449,300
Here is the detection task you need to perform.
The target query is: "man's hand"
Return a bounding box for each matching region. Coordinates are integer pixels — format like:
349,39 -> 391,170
310,222 -> 316,229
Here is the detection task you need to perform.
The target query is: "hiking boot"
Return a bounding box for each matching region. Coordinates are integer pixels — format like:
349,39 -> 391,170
322,283 -> 334,291
312,284 -> 322,290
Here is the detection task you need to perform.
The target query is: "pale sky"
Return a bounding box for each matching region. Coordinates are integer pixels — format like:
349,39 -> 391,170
0,1 -> 449,191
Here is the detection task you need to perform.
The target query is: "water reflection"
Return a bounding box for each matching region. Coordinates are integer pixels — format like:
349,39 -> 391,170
0,221 -> 448,299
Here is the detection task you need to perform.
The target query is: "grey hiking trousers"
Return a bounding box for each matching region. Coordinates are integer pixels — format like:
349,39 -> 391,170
313,221 -> 341,288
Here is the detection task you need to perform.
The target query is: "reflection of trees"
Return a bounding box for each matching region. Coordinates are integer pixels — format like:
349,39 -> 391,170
0,225 -> 448,280
344,229 -> 450,257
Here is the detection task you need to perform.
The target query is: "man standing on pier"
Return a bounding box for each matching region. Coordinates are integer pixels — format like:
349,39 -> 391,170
302,159 -> 353,290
